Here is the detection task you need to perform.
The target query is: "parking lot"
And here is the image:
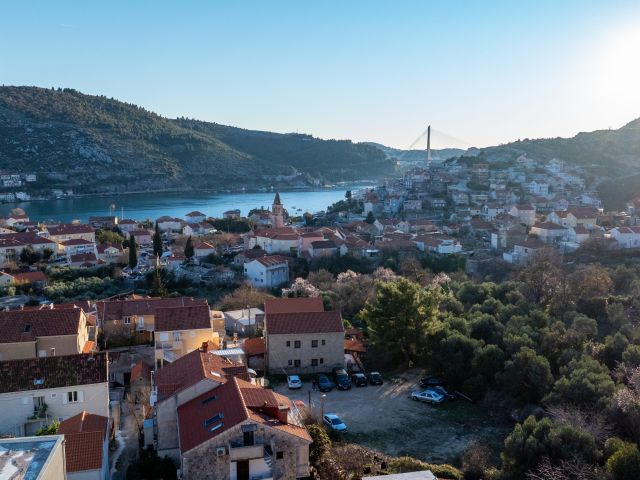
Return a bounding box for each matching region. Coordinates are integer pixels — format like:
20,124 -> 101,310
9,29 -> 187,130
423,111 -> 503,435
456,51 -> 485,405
274,369 -> 510,464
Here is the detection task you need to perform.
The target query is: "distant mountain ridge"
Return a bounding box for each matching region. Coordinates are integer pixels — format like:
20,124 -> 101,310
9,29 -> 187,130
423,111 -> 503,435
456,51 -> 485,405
0,86 -> 394,195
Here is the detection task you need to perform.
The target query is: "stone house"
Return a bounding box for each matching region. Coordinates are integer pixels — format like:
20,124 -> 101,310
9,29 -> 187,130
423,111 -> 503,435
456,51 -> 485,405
264,298 -> 344,374
178,377 -> 311,480
152,342 -> 250,462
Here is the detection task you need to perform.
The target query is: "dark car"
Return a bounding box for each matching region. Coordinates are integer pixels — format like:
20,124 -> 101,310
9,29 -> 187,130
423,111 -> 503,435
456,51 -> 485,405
332,367 -> 352,390
317,374 -> 334,392
431,385 -> 457,400
367,371 -> 383,386
420,376 -> 446,388
351,373 -> 368,387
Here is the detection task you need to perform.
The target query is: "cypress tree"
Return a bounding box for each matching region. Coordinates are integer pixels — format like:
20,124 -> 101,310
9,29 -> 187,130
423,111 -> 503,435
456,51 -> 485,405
153,222 -> 163,257
150,268 -> 167,297
184,236 -> 194,259
128,234 -> 138,268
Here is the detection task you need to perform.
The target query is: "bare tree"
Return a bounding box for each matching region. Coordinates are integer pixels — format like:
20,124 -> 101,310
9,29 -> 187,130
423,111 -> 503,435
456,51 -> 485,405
526,456 -> 600,480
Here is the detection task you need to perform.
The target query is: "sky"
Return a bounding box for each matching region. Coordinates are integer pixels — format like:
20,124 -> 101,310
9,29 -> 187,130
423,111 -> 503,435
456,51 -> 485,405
1,1 -> 640,149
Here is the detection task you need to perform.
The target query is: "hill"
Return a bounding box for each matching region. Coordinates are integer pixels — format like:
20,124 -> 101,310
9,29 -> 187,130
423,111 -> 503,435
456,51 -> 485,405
0,86 -> 394,195
365,142 -> 465,165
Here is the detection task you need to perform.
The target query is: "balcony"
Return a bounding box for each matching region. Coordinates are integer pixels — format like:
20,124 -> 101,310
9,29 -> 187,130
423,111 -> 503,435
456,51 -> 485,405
229,443 -> 263,461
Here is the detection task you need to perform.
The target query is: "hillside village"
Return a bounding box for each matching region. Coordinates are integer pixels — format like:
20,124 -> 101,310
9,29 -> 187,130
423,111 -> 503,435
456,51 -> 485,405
2,155 -> 640,480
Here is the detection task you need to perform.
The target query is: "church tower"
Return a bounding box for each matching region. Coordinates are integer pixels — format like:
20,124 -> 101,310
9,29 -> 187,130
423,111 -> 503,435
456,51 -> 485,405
271,192 -> 284,228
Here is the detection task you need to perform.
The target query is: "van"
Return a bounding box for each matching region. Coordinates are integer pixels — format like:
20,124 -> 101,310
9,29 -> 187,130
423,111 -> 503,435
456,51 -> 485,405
332,367 -> 351,390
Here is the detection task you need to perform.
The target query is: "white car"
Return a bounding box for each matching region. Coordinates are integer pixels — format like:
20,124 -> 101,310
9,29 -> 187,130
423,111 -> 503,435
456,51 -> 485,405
287,375 -> 303,389
410,389 -> 445,404
323,413 -> 347,432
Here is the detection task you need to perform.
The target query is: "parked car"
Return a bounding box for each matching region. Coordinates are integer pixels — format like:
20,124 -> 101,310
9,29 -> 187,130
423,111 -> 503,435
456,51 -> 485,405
420,376 -> 445,388
367,372 -> 383,386
431,385 -> 457,400
317,374 -> 334,392
323,413 -> 347,432
351,373 -> 367,387
332,367 -> 352,390
287,375 -> 303,389
410,389 -> 445,404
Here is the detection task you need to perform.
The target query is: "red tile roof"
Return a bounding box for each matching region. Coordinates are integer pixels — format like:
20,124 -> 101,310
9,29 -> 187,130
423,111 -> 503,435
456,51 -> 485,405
253,255 -> 289,267
310,240 -> 337,249
266,311 -> 344,335
10,271 -> 48,284
186,211 -> 206,217
59,411 -> 108,473
0,352 -> 108,393
177,377 -> 310,453
264,297 -> 324,315
155,343 -> 249,400
61,238 -> 95,246
47,224 -> 94,236
345,339 -> 366,353
242,337 -> 266,356
97,297 -> 207,321
155,305 -> 212,332
131,361 -> 152,383
0,308 -> 83,343
70,252 -> 97,263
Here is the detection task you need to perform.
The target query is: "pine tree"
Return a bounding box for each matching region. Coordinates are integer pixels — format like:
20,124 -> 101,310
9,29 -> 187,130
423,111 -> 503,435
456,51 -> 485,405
184,236 -> 194,259
365,211 -> 376,224
128,234 -> 138,268
150,268 -> 168,298
153,222 -> 163,258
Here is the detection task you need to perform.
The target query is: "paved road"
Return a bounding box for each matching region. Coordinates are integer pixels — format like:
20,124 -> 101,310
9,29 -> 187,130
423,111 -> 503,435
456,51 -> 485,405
110,400 -> 140,480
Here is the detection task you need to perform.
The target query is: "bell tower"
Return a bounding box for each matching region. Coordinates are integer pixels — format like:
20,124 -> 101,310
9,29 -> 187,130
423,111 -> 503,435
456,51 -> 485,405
271,192 -> 284,228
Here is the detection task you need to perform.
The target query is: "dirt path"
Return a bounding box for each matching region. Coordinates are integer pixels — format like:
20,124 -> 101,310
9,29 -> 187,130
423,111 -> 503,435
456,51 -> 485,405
110,400 -> 140,479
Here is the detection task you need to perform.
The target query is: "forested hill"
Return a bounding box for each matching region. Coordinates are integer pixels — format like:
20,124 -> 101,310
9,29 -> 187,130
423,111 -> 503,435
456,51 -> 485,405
0,86 -> 394,194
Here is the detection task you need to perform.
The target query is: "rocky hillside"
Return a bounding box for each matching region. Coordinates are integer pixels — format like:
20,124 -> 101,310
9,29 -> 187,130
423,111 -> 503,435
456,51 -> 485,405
0,86 -> 394,194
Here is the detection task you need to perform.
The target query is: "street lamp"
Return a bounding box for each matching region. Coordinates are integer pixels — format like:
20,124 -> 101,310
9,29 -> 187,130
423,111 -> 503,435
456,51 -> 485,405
320,394 -> 326,419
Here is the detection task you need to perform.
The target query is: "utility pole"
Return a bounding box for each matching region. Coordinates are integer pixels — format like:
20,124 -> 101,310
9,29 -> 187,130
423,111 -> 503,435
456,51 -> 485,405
426,125 -> 431,168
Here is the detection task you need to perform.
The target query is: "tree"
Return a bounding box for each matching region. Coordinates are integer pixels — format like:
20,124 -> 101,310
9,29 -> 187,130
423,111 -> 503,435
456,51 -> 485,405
36,420 -> 59,436
606,442 -> 640,480
128,235 -> 138,268
184,236 -> 194,260
150,269 -> 167,298
153,221 -> 163,258
20,246 -> 41,265
282,278 -> 320,298
307,423 -> 332,464
365,211 -> 375,224
361,278 -> 441,366
498,347 -> 553,403
96,228 -> 124,245
345,190 -> 352,200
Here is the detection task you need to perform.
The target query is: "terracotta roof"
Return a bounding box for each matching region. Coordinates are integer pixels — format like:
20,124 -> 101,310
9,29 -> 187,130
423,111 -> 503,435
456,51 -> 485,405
310,240 -> 337,249
155,343 -> 249,400
195,242 -> 215,250
264,297 -> 324,315
61,238 -> 94,246
242,337 -> 266,356
10,271 -> 48,284
129,229 -> 152,236
59,411 -> 108,473
96,243 -> 123,254
131,361 -> 152,383
82,340 -> 96,354
70,252 -> 97,263
119,219 -> 137,225
345,339 -> 366,353
177,377 -> 310,453
513,204 -> 535,211
98,297 -> 207,321
533,221 -> 567,231
186,211 -> 206,217
155,305 -> 212,332
47,224 -> 94,236
0,308 -> 83,343
253,255 -> 289,267
0,352 -> 108,393
266,311 -> 344,335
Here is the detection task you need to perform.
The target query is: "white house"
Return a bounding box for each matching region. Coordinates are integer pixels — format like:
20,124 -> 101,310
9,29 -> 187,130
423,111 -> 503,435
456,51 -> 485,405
509,204 -> 536,226
0,352 -> 109,437
609,226 -> 640,249
529,222 -> 567,244
413,235 -> 462,254
194,241 -> 216,259
244,255 -> 290,289
528,181 -> 549,196
156,216 -> 183,232
185,211 -> 207,223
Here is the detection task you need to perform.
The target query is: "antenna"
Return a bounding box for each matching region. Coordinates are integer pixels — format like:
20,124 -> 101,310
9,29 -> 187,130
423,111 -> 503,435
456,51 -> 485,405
426,125 -> 431,167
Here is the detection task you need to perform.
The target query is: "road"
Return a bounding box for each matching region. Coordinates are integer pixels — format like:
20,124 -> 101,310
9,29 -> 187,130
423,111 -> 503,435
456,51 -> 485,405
110,399 -> 140,479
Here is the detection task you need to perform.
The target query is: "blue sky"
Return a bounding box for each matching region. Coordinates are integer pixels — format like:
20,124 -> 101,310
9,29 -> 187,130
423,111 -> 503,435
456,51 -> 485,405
2,1 -> 640,149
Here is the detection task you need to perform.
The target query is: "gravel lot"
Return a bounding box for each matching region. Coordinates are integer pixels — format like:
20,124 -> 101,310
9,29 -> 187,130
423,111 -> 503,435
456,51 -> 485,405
274,369 -> 510,463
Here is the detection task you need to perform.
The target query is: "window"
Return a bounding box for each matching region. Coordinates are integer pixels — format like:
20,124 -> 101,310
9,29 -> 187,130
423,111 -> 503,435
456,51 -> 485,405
124,317 -> 131,325
67,391 -> 79,403
294,359 -> 301,367
288,360 -> 293,366
286,341 -> 290,347
294,341 -> 301,349
276,451 -> 284,459
173,332 -> 181,342
320,358 -> 324,364
321,339 -> 326,346
311,359 -> 318,367
311,340 -> 318,348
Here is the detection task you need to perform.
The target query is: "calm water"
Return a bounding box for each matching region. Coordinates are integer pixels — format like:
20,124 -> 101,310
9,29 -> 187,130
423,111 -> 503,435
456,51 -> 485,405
0,189 -> 357,223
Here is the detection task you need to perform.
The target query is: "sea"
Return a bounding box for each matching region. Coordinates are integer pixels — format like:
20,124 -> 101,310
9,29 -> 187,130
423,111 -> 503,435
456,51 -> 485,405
0,188 -> 363,223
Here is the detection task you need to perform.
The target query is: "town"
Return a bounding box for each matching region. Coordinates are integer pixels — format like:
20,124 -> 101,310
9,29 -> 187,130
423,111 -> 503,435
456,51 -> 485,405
2,145 -> 640,480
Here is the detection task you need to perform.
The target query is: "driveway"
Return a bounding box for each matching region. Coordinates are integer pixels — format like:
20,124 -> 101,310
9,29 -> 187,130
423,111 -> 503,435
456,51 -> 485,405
274,370 -> 510,464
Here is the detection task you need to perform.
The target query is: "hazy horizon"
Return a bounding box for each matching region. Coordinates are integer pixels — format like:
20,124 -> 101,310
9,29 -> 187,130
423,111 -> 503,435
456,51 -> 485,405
2,1 -> 639,150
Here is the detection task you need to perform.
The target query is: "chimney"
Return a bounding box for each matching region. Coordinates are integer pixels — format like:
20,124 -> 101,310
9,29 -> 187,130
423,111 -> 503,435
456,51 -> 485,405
276,405 -> 289,424
200,341 -> 209,352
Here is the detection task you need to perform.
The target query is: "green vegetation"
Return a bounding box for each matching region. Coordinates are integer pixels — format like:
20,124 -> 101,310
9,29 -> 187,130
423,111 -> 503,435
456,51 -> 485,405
35,421 -> 59,436
184,235 -> 194,259
96,228 -> 124,245
209,218 -> 252,233
153,222 -> 163,257
128,235 -> 137,268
